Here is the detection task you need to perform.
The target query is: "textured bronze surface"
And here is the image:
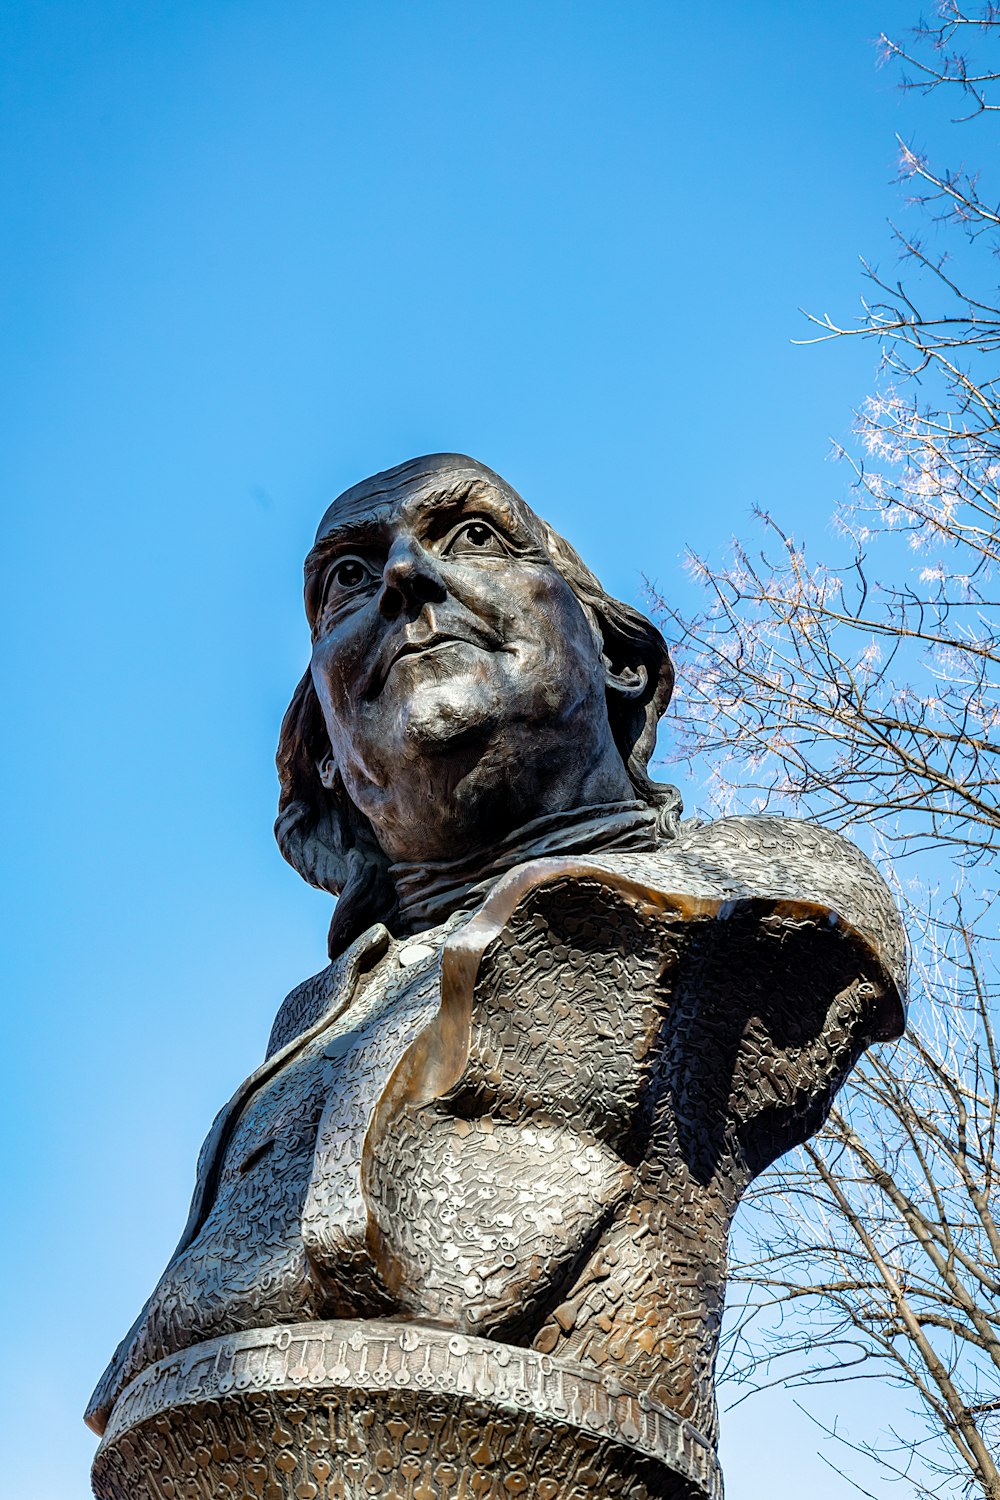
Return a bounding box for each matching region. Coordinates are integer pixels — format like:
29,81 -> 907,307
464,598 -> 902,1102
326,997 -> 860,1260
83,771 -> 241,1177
92,1320 -> 721,1500
88,456 -> 906,1498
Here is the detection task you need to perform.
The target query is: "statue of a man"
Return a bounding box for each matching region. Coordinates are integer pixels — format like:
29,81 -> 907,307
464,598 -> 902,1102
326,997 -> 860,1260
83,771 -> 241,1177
87,455 -> 905,1500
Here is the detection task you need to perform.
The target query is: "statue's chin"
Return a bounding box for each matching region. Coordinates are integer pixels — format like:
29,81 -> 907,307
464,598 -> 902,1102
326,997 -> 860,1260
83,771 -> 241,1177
388,658 -> 510,755
340,652 -> 589,854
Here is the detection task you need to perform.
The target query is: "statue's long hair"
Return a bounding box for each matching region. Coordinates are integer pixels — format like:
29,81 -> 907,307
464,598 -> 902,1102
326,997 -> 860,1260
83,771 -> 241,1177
275,500 -> 679,960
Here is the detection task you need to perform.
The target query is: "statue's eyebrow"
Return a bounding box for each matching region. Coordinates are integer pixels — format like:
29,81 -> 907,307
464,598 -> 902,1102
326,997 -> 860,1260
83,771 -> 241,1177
304,483 -> 482,573
416,481 -> 536,543
305,514 -> 387,575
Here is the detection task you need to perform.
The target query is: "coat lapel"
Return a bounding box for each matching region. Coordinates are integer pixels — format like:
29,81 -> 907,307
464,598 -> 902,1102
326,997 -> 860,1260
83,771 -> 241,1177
85,922 -> 389,1436
170,922 -> 391,1261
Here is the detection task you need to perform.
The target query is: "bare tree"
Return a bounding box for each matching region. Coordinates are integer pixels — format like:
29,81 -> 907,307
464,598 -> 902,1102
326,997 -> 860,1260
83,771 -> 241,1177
653,7 -> 1000,1496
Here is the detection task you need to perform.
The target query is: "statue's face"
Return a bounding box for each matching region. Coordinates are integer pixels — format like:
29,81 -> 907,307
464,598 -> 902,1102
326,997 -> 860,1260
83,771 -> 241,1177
305,458 -> 626,857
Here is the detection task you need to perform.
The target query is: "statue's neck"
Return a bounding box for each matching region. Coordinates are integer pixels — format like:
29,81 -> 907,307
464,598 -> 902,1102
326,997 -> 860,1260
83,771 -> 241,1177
390,799 -> 661,934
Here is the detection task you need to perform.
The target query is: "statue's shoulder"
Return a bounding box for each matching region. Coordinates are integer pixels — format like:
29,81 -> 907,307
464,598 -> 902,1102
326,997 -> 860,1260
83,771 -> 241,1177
675,815 -> 903,960
562,813 -> 905,1001
676,811 -> 875,866
265,965 -> 336,1058
673,813 -> 895,900
265,922 -> 393,1059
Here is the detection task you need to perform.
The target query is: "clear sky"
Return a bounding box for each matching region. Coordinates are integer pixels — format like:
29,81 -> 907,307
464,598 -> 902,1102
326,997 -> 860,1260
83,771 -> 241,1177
1,4 -> 973,1496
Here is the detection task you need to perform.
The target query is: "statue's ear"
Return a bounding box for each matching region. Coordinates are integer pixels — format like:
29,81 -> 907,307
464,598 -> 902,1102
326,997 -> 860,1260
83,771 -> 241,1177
317,753 -> 339,792
601,653 -> 648,701
274,670 -> 394,958
274,774 -> 352,897
274,670 -> 360,896
575,599 -> 647,702
275,675 -> 395,954
583,594 -> 673,773
536,513 -> 681,834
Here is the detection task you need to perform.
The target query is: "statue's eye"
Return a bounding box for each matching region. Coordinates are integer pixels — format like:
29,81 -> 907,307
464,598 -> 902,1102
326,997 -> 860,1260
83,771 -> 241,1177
443,520 -> 507,556
323,556 -> 374,599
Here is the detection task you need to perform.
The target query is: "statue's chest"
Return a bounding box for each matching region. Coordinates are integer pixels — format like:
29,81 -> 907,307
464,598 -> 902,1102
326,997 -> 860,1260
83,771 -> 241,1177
141,940 -> 447,1356
217,939 -> 446,1245
298,942 -> 446,1280
361,875 -> 684,1333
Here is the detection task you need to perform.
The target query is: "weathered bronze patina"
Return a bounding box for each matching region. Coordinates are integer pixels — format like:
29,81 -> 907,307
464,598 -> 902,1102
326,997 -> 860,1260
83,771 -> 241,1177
87,455 -> 906,1500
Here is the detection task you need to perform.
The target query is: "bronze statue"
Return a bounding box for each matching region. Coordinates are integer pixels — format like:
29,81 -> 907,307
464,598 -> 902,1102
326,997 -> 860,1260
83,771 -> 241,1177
87,454 -> 906,1500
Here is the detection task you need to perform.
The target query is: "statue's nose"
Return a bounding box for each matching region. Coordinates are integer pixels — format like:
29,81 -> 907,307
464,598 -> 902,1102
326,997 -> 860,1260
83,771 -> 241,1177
378,538 -> 448,619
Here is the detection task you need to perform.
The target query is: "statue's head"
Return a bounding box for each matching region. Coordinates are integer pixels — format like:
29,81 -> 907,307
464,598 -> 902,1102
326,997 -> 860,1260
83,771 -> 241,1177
276,454 -> 677,955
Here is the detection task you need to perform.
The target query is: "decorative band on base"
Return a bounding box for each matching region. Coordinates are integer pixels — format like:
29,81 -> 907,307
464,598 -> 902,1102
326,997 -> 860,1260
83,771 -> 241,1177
93,1320 -> 721,1500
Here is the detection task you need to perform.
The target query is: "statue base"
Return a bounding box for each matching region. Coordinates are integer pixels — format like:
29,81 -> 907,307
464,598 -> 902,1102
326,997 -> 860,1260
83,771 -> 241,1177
92,1320 -> 720,1500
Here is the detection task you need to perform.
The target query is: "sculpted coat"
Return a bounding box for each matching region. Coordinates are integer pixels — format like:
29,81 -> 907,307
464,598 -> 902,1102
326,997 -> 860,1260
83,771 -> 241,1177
88,456 -> 905,1500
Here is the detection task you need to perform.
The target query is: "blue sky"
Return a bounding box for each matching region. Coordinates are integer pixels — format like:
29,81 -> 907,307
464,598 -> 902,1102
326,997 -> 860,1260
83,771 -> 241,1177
1,3 -> 973,1496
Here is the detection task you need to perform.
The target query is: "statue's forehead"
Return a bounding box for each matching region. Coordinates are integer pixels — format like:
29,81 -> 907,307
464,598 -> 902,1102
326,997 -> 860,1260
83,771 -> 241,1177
313,454 -> 535,545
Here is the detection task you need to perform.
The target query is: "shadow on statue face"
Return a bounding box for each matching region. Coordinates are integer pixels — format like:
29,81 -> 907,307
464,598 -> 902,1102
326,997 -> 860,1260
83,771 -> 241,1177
304,456 -> 638,862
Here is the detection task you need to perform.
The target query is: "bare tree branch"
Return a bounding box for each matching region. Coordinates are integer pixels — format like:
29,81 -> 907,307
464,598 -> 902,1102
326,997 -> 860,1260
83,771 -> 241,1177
655,10 -> 1000,1496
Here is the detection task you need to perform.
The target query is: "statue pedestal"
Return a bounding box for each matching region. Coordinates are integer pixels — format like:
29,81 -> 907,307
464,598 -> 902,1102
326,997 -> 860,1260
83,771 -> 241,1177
92,1320 -> 719,1500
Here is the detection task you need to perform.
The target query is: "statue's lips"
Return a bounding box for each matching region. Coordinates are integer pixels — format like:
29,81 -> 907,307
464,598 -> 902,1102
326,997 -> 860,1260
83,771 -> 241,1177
367,630 -> 497,697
